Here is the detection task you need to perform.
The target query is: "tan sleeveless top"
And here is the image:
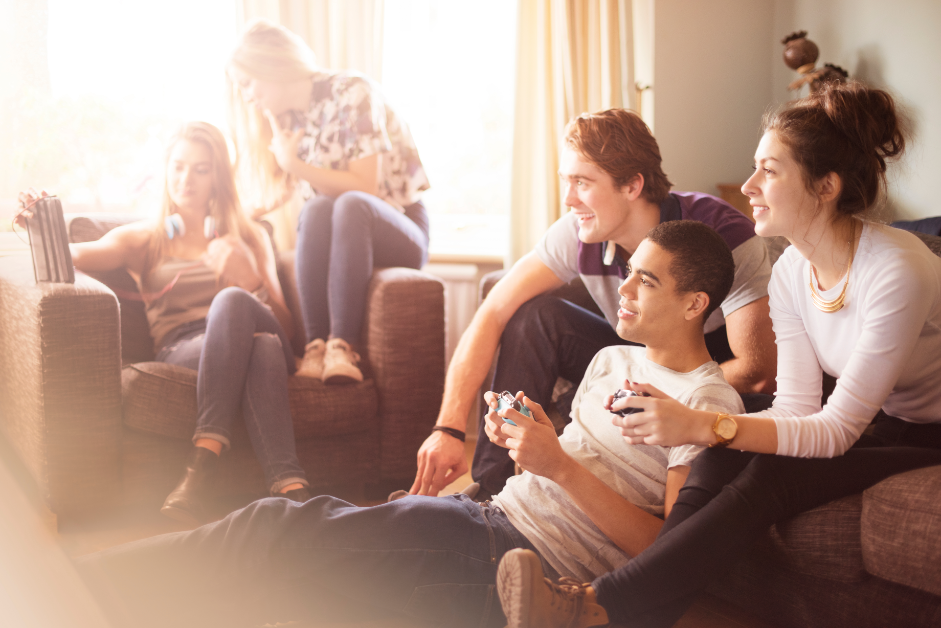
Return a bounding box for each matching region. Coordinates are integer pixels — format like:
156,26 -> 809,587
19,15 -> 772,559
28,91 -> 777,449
142,258 -> 220,350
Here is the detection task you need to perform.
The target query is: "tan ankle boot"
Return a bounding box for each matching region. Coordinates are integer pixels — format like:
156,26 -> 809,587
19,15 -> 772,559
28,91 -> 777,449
296,339 -> 326,379
497,549 -> 609,628
322,338 -> 363,385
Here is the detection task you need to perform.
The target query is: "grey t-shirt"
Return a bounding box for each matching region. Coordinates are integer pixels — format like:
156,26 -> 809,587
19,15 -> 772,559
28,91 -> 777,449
492,346 -> 744,582
535,192 -> 773,334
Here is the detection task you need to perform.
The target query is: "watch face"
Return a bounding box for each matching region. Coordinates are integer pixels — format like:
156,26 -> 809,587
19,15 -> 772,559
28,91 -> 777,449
716,418 -> 737,440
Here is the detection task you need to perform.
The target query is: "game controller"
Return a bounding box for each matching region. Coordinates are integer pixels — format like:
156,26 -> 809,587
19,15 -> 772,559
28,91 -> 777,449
495,391 -> 532,426
609,389 -> 650,417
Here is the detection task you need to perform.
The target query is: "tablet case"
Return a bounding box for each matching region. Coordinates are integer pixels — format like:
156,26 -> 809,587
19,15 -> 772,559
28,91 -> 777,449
26,196 -> 75,284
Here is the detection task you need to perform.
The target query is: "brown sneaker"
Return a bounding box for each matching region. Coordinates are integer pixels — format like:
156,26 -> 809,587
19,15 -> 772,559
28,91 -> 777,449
497,549 -> 609,628
296,339 -> 326,379
322,338 -> 363,385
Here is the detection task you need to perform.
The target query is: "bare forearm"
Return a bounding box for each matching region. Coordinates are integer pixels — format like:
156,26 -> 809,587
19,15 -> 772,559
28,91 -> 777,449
553,458 -> 663,557
289,160 -> 378,198
436,315 -> 504,430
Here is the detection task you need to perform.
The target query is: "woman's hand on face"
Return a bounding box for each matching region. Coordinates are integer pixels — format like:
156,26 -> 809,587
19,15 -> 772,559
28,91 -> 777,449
264,110 -> 304,176
202,235 -> 263,292
611,382 -> 711,447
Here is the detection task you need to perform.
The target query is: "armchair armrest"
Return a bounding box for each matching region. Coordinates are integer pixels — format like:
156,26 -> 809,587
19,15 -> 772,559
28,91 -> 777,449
0,254 -> 122,517
364,268 -> 446,487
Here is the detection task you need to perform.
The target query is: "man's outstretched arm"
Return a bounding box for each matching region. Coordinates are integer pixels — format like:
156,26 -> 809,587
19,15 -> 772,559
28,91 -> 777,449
409,254 -> 564,496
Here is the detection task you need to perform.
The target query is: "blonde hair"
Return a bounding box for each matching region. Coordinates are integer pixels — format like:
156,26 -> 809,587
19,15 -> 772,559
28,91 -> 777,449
226,18 -> 319,209
145,121 -> 263,278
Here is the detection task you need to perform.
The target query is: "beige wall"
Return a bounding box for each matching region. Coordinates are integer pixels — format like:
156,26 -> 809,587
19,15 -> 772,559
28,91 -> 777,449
773,0 -> 941,220
648,0 -> 941,220
652,0 -> 775,198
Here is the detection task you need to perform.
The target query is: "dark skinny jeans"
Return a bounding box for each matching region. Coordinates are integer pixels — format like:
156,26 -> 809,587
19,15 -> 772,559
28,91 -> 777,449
75,494 -> 542,628
156,287 -> 307,493
592,414 -> 941,627
294,191 -> 429,348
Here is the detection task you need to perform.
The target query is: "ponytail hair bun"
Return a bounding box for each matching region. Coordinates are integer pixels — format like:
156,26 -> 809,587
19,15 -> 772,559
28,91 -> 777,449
763,81 -> 908,217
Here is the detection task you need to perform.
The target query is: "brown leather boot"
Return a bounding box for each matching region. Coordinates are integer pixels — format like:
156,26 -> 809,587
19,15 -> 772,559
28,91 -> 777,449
497,549 -> 609,628
160,446 -> 220,526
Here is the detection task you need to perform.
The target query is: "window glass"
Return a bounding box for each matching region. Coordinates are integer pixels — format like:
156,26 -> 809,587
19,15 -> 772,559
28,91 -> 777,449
382,0 -> 517,257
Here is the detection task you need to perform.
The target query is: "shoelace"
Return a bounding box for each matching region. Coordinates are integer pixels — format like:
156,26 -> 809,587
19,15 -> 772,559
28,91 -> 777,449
546,576 -> 587,625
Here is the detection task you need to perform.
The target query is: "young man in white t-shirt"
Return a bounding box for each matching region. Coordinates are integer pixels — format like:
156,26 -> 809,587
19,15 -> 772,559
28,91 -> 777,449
76,221 -> 744,628
412,108 -> 777,501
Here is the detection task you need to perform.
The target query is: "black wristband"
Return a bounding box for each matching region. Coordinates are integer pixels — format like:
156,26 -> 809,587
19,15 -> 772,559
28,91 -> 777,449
432,426 -> 466,442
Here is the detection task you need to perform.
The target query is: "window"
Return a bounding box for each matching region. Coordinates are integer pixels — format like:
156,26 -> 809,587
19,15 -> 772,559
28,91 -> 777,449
2,1 -> 517,259
0,0 -> 236,229
382,0 -> 518,258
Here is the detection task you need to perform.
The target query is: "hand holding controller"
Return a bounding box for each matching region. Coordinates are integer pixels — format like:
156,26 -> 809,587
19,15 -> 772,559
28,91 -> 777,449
495,391 -> 532,426
609,388 -> 650,417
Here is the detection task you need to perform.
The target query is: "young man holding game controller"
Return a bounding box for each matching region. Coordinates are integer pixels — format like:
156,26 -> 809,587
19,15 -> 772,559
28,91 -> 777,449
76,220 -> 743,628
412,108 -> 778,501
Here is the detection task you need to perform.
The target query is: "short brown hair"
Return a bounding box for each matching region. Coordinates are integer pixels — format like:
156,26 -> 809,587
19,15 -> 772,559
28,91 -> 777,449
564,109 -> 673,203
644,220 -> 734,323
762,81 -> 907,218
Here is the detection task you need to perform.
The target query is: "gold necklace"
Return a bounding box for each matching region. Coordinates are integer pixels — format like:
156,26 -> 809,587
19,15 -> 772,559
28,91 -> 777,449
809,225 -> 857,313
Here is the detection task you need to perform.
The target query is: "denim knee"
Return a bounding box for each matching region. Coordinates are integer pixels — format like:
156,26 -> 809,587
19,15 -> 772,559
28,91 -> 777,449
209,286 -> 257,317
332,191 -> 376,233
299,195 -> 335,226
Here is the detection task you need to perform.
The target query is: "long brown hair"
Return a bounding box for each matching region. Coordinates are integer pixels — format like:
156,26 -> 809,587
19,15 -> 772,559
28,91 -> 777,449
762,81 -> 907,219
144,121 -> 262,278
226,18 -> 318,210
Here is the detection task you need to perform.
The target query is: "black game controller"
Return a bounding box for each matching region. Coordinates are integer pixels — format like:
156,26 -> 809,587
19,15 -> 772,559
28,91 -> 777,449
609,389 -> 650,416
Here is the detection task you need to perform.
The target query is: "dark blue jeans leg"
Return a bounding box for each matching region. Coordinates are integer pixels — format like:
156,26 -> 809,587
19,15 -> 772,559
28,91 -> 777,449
294,195 -> 334,344
76,494 -> 537,628
158,287 -> 305,492
294,192 -> 430,348
592,432 -> 941,628
471,296 -> 627,497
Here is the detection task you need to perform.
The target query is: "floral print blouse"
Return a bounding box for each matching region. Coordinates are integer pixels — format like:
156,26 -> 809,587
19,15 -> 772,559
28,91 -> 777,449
293,70 -> 430,209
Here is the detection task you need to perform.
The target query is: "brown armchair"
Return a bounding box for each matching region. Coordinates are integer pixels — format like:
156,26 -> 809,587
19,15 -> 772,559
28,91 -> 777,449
0,215 -> 445,521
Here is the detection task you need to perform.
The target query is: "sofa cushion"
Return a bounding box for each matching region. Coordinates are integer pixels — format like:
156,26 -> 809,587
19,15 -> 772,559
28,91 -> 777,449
122,362 -> 380,444
766,494 -> 867,583
862,466 -> 941,597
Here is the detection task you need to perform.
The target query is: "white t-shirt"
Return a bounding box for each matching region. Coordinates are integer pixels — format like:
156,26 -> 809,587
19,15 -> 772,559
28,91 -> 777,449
751,222 -> 941,457
535,192 -> 773,334
492,346 -> 744,582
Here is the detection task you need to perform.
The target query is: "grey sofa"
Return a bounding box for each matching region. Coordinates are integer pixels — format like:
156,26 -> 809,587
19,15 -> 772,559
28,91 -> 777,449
0,214 -> 446,521
479,229 -> 941,627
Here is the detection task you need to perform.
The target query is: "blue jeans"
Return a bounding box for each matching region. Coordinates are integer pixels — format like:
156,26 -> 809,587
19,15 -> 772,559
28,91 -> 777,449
592,414 -> 941,627
295,191 -> 430,348
156,287 -> 307,493
76,494 -> 541,628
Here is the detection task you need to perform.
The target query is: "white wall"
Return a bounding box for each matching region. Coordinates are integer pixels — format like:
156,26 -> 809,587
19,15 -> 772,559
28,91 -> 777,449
652,0 -> 775,197
647,0 -> 941,220
773,0 -> 941,220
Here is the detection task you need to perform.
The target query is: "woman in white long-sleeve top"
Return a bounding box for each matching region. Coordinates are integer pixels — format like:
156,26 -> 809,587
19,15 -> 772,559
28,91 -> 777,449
496,81 -> 941,628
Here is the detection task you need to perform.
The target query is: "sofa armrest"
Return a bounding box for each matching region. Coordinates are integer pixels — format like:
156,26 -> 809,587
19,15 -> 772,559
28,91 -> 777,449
0,254 -> 122,517
364,268 -> 446,486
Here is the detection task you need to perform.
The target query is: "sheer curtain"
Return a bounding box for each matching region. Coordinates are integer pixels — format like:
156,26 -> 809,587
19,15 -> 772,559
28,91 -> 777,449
509,0 -> 635,263
235,0 -> 385,248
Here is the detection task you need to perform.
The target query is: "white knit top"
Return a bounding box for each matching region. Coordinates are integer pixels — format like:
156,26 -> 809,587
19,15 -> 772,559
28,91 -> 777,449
752,222 -> 941,457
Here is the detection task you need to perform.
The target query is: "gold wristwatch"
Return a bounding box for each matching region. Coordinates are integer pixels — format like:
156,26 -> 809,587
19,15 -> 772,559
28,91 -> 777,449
709,412 -> 738,448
